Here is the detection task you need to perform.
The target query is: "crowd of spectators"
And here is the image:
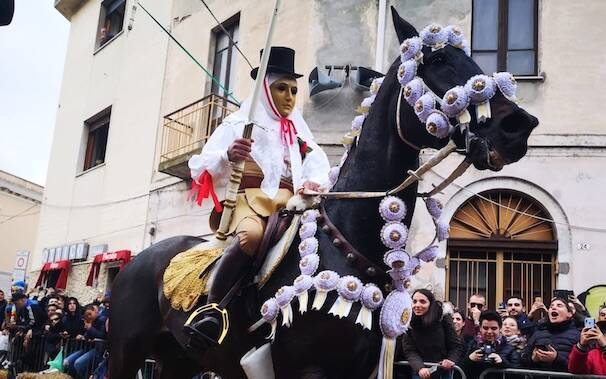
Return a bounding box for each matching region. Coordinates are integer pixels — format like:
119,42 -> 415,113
0,281 -> 109,378
398,290 -> 606,379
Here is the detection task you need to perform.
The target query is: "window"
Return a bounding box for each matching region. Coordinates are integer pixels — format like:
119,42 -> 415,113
210,14 -> 239,98
472,0 -> 538,75
446,190 -> 557,311
106,266 -> 120,291
83,108 -> 111,171
96,0 -> 126,49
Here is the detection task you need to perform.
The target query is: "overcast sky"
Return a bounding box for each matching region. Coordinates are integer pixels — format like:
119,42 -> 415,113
0,1 -> 69,186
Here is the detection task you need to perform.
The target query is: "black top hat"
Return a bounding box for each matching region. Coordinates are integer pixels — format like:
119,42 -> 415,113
250,46 -> 303,80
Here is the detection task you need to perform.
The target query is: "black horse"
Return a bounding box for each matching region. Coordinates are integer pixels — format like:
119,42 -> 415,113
108,9 -> 538,378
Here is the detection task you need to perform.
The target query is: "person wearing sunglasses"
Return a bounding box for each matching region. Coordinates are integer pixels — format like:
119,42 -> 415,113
463,294 -> 486,340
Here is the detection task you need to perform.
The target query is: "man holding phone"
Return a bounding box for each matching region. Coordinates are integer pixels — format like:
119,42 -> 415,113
522,298 -> 580,371
568,316 -> 606,375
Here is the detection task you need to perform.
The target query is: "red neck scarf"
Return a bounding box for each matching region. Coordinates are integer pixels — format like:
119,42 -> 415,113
263,78 -> 297,145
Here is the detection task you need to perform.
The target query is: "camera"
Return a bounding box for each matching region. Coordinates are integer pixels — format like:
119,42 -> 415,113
479,344 -> 495,363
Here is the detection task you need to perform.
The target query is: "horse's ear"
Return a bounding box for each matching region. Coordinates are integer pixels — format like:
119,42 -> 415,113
391,6 -> 418,43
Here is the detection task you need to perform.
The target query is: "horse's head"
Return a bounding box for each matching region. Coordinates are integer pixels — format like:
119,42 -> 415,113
391,7 -> 538,172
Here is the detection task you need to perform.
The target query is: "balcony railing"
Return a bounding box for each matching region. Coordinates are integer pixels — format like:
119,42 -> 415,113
159,94 -> 239,179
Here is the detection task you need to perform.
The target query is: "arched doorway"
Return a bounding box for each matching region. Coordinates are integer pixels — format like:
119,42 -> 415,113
446,190 -> 557,311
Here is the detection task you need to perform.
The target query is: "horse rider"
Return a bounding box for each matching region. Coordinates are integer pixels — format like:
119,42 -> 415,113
183,46 -> 331,345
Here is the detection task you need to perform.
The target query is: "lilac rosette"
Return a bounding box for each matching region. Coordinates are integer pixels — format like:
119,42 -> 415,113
301,209 -> 320,224
441,86 -> 469,118
437,218 -> 450,242
293,274 -> 314,314
397,60 -> 417,86
370,77 -> 384,95
407,256 -> 421,275
351,114 -> 365,131
493,72 -> 517,101
299,253 -> 320,276
420,23 -> 448,49
445,25 -> 464,47
356,284 -> 384,329
400,36 -> 423,62
403,78 -> 425,107
388,267 -> 413,292
275,286 -> 296,327
379,196 -> 407,222
383,249 -> 410,270
260,297 -> 279,340
417,245 -> 439,262
414,93 -> 435,123
312,270 -> 339,311
360,95 -> 375,110
425,111 -> 452,139
424,197 -> 443,219
379,290 -> 413,338
380,222 -> 409,249
465,74 -> 496,104
329,276 -> 363,318
461,39 -> 471,56
298,237 -> 318,257
328,166 -> 340,186
299,222 -> 317,240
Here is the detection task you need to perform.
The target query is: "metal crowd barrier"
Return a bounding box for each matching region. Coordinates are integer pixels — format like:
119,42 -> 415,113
7,333 -> 106,376
479,368 -> 606,379
395,360 -> 467,379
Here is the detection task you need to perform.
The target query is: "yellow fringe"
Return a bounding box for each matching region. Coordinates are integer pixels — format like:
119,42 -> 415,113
162,247 -> 223,311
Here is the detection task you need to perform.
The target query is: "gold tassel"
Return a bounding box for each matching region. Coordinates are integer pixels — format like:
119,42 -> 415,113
162,247 -> 223,311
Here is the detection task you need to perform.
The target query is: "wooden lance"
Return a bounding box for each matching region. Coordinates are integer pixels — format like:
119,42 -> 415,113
215,0 -> 282,241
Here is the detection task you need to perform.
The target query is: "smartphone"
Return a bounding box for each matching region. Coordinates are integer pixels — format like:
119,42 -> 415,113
535,344 -> 550,352
553,289 -> 574,299
584,318 -> 595,329
534,296 -> 543,304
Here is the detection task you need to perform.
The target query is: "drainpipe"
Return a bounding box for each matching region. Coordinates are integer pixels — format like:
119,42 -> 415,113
374,0 -> 387,72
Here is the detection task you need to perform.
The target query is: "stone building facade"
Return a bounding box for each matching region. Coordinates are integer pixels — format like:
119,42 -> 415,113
34,0 -> 606,312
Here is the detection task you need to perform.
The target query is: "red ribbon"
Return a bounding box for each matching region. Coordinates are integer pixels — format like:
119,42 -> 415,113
189,171 -> 222,212
280,118 -> 297,145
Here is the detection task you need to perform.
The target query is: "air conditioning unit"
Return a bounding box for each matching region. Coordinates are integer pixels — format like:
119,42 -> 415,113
42,249 -> 49,263
68,244 -> 77,260
48,248 -> 56,263
61,245 -> 70,261
89,244 -> 108,257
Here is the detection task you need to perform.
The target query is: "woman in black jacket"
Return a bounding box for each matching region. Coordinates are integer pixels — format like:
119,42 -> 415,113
401,289 -> 463,379
521,297 -> 581,371
61,297 -> 85,339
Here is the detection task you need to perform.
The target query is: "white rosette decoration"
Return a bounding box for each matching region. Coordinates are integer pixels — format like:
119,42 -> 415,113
397,60 -> 417,86
380,222 -> 408,250
414,93 -> 435,123
400,36 -> 423,62
417,245 -> 439,263
293,274 -> 314,314
441,86 -> 471,124
299,253 -> 320,276
403,78 -> 425,107
369,77 -> 384,96
378,290 -> 413,379
312,270 -> 339,311
424,197 -> 444,220
356,284 -> 384,330
299,222 -> 318,240
275,286 -> 296,327
493,72 -> 517,102
260,298 -> 280,340
301,209 -> 320,224
420,23 -> 448,50
465,74 -> 497,123
329,275 -> 363,318
425,111 -> 453,139
379,196 -> 407,222
298,237 -> 318,257
444,25 -> 464,48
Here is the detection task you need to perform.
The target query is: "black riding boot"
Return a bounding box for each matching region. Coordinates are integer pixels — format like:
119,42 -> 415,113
183,237 -> 252,346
